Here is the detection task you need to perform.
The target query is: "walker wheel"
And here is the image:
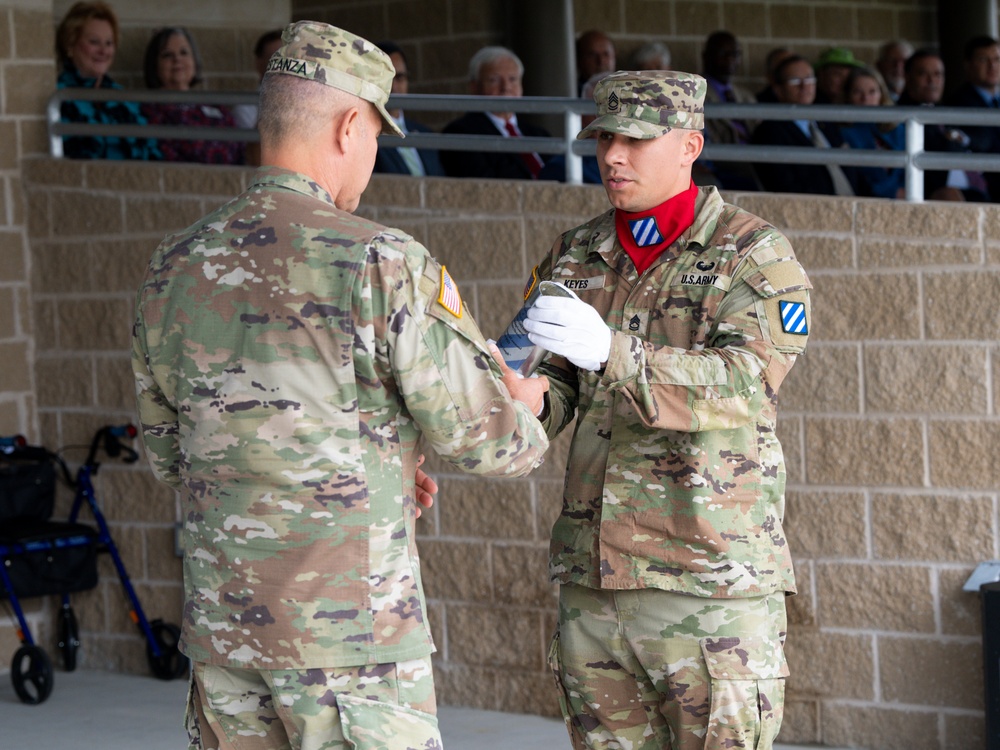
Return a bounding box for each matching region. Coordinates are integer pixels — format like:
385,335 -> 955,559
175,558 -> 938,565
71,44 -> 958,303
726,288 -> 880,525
58,605 -> 80,672
11,645 -> 54,704
146,619 -> 187,680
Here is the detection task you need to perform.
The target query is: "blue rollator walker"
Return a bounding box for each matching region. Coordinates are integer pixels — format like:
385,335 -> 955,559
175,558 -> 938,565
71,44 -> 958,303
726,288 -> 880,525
0,425 -> 186,704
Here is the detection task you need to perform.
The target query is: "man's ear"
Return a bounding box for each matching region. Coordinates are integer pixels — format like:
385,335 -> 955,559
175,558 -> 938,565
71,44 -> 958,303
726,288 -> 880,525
333,106 -> 362,154
680,130 -> 705,166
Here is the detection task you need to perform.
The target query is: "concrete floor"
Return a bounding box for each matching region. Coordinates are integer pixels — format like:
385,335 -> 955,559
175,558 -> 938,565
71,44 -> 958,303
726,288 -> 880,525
0,668 -> 838,749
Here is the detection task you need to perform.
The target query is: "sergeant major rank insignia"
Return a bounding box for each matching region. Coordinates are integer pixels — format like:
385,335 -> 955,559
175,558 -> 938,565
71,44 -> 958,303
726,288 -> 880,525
438,266 -> 463,318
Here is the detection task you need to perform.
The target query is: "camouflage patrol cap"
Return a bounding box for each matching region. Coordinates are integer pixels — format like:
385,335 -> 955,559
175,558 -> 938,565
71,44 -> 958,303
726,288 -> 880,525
266,21 -> 404,137
578,70 -> 706,140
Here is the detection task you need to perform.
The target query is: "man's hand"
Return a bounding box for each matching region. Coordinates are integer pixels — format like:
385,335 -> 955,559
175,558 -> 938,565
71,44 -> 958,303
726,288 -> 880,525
523,295 -> 612,371
488,342 -> 549,417
414,454 -> 437,519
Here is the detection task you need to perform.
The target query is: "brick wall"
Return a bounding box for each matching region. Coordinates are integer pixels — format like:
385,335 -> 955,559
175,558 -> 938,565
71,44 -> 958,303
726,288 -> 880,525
13,158 -> 999,749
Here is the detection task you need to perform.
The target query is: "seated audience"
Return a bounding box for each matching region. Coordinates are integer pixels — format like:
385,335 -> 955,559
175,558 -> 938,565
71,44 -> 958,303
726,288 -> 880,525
750,55 -> 857,196
232,29 -> 282,167
839,67 -> 906,199
141,27 -> 244,165
701,30 -> 760,190
756,47 -> 793,103
373,41 -> 444,177
56,1 -> 158,160
630,41 -> 671,70
441,46 -> 550,180
538,72 -> 605,184
898,48 -> 987,202
876,39 -> 913,102
576,29 -> 616,94
947,35 -> 1000,201
814,47 -> 863,104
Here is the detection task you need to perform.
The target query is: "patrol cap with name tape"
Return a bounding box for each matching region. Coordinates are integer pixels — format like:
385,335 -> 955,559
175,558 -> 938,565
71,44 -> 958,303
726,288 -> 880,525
578,70 -> 706,140
265,20 -> 404,137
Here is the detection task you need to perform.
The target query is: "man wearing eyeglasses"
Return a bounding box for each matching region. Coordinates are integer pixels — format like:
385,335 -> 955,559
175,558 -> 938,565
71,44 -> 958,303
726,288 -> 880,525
750,54 -> 857,195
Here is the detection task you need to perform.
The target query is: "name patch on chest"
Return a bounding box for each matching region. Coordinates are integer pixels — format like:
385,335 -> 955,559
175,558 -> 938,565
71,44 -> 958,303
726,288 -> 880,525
560,276 -> 606,292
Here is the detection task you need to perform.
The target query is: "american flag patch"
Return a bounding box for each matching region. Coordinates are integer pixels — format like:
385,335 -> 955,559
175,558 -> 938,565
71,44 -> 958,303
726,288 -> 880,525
779,300 -> 807,334
628,217 -> 663,247
438,266 -> 463,318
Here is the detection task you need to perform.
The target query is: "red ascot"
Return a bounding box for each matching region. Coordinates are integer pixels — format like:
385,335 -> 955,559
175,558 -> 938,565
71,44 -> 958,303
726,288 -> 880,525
615,181 -> 698,274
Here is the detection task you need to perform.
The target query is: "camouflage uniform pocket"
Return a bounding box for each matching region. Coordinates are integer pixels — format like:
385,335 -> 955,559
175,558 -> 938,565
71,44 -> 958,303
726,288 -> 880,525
700,636 -> 788,750
337,693 -> 442,750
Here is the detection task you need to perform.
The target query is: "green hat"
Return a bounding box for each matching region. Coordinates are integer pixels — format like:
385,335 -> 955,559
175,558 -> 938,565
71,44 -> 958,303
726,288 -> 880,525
578,70 -> 706,140
815,47 -> 863,70
265,21 -> 404,137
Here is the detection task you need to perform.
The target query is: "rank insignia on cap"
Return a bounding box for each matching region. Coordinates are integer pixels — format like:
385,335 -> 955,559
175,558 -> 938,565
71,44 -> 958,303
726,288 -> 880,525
523,266 -> 539,300
608,90 -> 620,112
438,266 -> 463,318
779,300 -> 808,334
629,216 -> 663,247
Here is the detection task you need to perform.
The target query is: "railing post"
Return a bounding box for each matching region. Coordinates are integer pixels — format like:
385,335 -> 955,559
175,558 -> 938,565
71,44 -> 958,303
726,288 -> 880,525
904,117 -> 924,203
564,110 -> 582,185
48,96 -> 63,159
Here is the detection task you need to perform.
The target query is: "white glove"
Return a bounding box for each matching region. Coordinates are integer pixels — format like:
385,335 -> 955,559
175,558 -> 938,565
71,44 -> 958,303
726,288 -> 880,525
523,295 -> 611,371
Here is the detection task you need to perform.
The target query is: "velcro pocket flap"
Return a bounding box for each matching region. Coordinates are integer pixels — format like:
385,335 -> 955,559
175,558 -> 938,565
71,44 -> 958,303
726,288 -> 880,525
337,693 -> 442,750
743,259 -> 812,300
700,636 -> 790,681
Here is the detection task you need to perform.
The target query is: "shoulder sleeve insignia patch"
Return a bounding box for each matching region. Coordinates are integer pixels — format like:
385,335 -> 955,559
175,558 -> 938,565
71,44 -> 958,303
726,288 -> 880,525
779,299 -> 808,335
438,265 -> 463,318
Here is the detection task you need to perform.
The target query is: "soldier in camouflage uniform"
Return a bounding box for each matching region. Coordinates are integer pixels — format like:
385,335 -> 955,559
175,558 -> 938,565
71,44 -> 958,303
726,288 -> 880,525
130,21 -> 550,750
520,72 -> 811,749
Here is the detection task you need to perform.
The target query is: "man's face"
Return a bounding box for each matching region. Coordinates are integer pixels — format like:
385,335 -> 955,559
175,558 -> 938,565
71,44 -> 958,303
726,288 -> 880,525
877,44 -> 908,92
578,33 -> 615,80
704,37 -> 742,81
254,37 -> 283,80
906,55 -> 944,104
967,44 -> 1000,89
473,55 -> 522,120
776,60 -> 816,105
387,51 -> 408,118
596,128 -> 698,212
817,64 -> 851,103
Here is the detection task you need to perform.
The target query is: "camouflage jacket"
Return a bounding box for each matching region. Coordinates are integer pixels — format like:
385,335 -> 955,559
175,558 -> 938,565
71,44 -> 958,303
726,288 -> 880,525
131,168 -> 548,669
537,186 -> 810,598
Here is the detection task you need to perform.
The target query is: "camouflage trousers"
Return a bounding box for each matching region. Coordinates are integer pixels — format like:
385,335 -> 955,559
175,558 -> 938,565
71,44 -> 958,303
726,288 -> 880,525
549,583 -> 789,750
185,657 -> 442,750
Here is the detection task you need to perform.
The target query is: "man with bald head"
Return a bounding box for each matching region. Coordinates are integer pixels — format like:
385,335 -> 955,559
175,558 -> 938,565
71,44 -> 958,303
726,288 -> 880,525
132,20 -> 549,749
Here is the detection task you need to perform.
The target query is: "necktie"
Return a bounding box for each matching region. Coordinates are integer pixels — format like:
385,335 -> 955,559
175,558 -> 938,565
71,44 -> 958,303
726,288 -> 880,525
396,146 -> 425,176
504,119 -> 544,179
809,122 -> 855,197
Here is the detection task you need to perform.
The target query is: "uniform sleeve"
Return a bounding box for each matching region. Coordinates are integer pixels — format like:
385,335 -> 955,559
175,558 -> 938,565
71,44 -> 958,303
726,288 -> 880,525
378,238 -> 549,477
130,285 -> 183,488
603,233 -> 810,432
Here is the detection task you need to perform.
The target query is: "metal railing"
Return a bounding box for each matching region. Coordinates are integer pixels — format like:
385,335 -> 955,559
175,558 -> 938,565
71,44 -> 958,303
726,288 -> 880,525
47,87 -> 1000,202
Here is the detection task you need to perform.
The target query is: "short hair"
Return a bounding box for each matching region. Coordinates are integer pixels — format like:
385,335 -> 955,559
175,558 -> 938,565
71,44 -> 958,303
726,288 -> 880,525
631,42 -> 672,70
964,35 -> 1000,61
877,39 -> 913,63
468,46 -> 523,82
254,29 -> 283,59
904,47 -> 941,76
576,30 -> 614,58
144,27 -> 204,89
773,54 -> 810,84
56,1 -> 119,70
376,40 -> 407,67
258,71 -> 362,147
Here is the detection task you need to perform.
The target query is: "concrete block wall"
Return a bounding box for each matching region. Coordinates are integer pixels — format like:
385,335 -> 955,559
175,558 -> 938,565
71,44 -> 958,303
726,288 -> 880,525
13,158 -> 999,750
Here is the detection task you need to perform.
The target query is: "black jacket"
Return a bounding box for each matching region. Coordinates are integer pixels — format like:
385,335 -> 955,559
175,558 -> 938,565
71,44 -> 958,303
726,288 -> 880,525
440,111 -> 549,180
374,118 -> 445,177
750,119 -> 854,195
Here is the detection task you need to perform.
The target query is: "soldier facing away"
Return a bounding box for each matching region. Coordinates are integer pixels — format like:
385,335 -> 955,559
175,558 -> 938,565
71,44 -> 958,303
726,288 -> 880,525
520,71 -> 811,749
130,20 -> 549,750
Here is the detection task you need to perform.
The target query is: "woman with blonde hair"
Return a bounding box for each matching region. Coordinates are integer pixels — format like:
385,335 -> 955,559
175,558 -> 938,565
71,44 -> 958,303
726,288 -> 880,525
839,65 -> 906,198
56,1 -> 158,159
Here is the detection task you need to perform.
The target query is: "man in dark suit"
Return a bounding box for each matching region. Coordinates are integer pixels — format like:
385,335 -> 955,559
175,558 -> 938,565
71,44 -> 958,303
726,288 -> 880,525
441,46 -> 550,180
373,41 -> 444,177
947,36 -> 1000,201
898,48 -> 987,202
750,55 -> 856,195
